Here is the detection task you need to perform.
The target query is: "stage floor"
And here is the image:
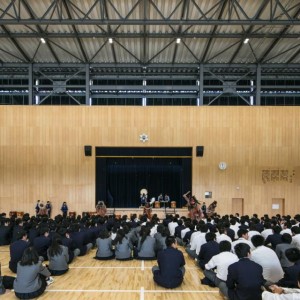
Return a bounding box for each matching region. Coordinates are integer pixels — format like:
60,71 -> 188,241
106,207 -> 189,219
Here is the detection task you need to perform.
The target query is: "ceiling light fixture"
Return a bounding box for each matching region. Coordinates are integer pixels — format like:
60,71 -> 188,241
243,38 -> 249,44
176,38 -> 181,44
40,38 -> 46,44
108,38 -> 113,44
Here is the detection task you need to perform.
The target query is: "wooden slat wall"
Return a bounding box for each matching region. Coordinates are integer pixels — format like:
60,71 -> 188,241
0,106 -> 299,217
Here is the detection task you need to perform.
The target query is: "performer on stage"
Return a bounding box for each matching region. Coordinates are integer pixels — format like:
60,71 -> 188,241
206,201 -> 217,217
164,194 -> 170,207
38,203 -> 47,216
143,202 -> 152,220
96,201 -> 107,217
157,193 -> 163,202
183,191 -> 203,221
140,188 -> 148,207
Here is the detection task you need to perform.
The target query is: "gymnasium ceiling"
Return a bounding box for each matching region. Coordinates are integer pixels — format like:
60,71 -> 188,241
0,0 -> 299,67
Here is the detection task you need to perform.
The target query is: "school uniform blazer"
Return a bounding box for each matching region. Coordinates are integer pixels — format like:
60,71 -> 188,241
198,240 -> 220,269
9,239 -> 30,273
47,245 -> 69,271
226,258 -> 264,300
153,247 -> 185,289
70,231 -> 89,256
137,236 -> 156,258
33,236 -> 51,260
14,261 -> 50,294
115,237 -> 133,259
0,225 -> 12,245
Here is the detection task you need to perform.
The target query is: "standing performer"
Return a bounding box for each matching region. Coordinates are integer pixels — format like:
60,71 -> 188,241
38,203 -> 47,216
96,201 -> 107,217
206,201 -> 217,218
183,191 -> 203,221
143,202 -> 152,220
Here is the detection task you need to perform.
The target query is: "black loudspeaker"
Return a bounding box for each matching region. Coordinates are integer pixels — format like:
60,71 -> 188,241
196,146 -> 204,157
84,145 -> 92,156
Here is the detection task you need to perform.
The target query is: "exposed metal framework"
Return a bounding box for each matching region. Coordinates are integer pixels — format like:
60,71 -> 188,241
0,0 -> 299,105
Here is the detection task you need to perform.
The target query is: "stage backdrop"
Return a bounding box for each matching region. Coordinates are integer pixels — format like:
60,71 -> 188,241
96,147 -> 192,208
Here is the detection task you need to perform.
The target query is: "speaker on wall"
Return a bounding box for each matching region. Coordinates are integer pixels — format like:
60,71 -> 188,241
196,146 -> 204,157
84,145 -> 92,156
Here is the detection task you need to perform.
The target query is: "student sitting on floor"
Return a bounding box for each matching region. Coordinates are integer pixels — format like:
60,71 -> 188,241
47,236 -> 69,276
113,228 -> 133,260
262,271 -> 300,299
135,226 -> 156,260
94,229 -> 115,260
152,236 -> 185,289
13,247 -> 54,299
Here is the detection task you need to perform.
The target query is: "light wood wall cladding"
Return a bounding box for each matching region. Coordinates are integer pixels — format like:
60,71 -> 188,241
0,106 -> 299,217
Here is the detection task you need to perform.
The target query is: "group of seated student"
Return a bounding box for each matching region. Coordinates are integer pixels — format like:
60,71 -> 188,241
3,212 -> 300,298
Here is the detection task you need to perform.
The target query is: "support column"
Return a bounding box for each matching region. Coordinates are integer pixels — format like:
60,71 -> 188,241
256,64 -> 261,106
198,64 -> 204,106
28,63 -> 33,105
85,64 -> 90,105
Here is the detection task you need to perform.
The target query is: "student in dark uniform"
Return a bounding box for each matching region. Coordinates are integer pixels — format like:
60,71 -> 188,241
0,218 -> 12,245
152,236 -> 185,288
61,202 -> 68,218
45,201 -> 52,218
9,230 -> 30,273
223,243 -> 265,300
33,227 -> 51,261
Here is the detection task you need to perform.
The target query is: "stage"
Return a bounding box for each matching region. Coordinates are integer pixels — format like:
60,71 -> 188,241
105,207 -> 189,219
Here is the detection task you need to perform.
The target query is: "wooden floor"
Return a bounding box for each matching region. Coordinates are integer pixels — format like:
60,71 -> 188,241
0,245 -> 223,300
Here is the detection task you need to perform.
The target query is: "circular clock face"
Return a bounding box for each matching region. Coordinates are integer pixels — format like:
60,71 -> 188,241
219,162 -> 227,170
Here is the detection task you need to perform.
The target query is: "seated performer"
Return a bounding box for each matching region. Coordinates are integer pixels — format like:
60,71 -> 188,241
96,201 -> 107,217
183,191 -> 203,221
140,188 -> 148,206
164,194 -> 170,207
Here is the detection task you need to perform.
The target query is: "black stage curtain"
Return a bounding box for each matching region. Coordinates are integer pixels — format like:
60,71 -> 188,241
96,156 -> 192,208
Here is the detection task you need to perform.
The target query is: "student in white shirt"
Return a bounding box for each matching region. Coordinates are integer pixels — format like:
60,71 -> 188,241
204,240 -> 238,293
262,272 -> 300,300
251,235 -> 284,284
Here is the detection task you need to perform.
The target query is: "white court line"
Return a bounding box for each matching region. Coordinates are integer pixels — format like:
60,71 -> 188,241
46,289 -> 218,294
3,265 -> 199,270
69,266 -> 140,269
140,287 -> 144,300
47,289 -> 140,293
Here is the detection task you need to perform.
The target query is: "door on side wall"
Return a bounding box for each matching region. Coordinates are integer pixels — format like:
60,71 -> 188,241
272,198 -> 285,216
232,198 -> 244,216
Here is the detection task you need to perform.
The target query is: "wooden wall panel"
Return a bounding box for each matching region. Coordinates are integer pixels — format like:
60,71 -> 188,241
0,106 -> 300,217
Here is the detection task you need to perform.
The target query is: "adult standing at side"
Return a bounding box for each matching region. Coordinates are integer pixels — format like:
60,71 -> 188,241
61,202 -> 68,218
152,236 -> 185,288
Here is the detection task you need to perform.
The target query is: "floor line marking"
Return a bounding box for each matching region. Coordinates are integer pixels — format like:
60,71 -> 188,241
3,265 -> 200,270
46,289 -> 219,294
69,266 -> 140,269
141,260 -> 145,271
140,287 -> 144,300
